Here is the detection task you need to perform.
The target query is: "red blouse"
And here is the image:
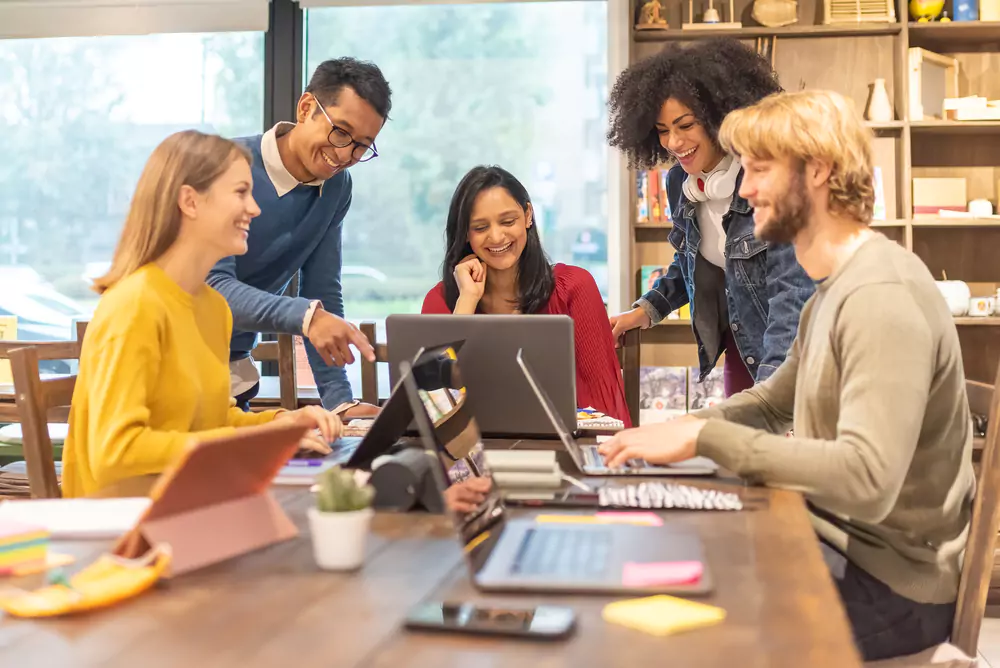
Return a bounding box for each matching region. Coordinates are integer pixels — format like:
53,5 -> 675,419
421,263 -> 632,427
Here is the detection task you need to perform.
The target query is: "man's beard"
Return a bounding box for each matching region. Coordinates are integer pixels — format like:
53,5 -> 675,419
756,171 -> 811,245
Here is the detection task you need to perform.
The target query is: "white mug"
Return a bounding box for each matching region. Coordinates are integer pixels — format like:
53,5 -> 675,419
968,296 -> 995,317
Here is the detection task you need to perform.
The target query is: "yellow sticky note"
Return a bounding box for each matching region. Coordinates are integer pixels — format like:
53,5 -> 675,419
535,515 -> 601,524
602,595 -> 726,637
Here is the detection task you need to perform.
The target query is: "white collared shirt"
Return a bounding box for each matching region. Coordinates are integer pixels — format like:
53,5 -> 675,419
260,122 -> 326,197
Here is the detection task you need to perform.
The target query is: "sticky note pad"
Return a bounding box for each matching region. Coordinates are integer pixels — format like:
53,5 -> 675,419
602,595 -> 726,637
622,561 -> 703,587
595,512 -> 663,527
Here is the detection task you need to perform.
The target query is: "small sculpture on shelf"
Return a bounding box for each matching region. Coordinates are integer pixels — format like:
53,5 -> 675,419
909,0 -> 945,21
683,0 -> 742,29
635,0 -> 669,29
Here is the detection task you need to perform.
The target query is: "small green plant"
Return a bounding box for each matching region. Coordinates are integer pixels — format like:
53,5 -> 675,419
315,466 -> 375,513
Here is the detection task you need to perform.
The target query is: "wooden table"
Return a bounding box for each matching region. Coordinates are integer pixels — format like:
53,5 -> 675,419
0,474 -> 861,666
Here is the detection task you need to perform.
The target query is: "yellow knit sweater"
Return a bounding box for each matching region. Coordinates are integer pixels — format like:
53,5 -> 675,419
63,264 -> 281,497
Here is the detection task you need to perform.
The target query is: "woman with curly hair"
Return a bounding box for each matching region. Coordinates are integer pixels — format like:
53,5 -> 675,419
606,38 -> 814,396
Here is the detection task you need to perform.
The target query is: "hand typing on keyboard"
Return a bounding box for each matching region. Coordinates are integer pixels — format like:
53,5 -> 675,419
597,416 -> 706,469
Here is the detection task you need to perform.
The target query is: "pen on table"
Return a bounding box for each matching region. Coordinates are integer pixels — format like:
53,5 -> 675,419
287,460 -> 324,467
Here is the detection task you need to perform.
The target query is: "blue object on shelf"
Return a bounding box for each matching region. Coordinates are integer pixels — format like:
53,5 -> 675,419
954,0 -> 979,20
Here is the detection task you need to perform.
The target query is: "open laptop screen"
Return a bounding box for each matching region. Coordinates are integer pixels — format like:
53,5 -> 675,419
402,345 -> 506,564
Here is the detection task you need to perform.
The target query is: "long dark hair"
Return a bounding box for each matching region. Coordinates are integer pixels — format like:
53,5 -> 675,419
442,166 -> 554,314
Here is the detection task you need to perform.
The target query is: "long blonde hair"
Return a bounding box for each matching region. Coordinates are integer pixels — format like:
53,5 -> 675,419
718,90 -> 875,224
93,130 -> 252,294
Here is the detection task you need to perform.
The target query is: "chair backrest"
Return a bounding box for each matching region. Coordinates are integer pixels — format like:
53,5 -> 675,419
253,334 -> 298,411
250,277 -> 300,411
8,345 -> 79,498
358,321 -> 389,406
952,369 -> 1000,656
616,328 -> 641,428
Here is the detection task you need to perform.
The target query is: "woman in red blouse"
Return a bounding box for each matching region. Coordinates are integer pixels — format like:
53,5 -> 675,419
421,165 -> 631,427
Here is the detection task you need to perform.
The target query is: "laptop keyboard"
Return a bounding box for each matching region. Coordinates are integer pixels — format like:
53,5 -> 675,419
582,444 -> 646,470
510,527 -> 612,578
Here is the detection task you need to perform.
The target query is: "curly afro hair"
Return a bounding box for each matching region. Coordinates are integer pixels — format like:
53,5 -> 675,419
607,38 -> 782,169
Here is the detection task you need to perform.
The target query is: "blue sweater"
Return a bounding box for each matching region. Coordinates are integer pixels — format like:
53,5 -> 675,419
206,134 -> 353,408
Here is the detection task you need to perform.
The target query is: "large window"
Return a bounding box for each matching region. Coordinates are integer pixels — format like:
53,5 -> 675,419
305,2 -> 609,316
0,32 -> 264,341
304,2 -> 609,394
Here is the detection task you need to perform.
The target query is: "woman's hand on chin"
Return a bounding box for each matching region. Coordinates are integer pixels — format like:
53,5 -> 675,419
454,254 -> 486,314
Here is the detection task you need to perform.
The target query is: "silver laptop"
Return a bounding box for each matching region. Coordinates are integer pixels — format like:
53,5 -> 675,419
386,314 -> 576,438
516,349 -> 719,477
400,346 -> 713,595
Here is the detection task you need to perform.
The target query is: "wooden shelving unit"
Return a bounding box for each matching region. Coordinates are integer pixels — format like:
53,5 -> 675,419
627,0 -> 1000,382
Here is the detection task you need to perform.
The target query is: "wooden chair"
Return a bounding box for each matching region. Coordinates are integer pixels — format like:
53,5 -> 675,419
7,345 -> 80,498
0,321 -> 87,424
950,368 -> 1000,658
861,375 -> 1000,667
358,321 -> 389,406
248,277 -> 300,411
616,328 -> 641,428
252,334 -> 298,411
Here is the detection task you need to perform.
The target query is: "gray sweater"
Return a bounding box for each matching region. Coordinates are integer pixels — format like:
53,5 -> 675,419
695,233 -> 975,604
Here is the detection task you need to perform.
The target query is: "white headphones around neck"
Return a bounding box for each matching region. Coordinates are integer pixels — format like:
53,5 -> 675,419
681,154 -> 741,203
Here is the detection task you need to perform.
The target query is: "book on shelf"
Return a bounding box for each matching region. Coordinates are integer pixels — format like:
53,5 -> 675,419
636,169 -> 671,225
639,366 -> 688,425
638,365 -> 726,425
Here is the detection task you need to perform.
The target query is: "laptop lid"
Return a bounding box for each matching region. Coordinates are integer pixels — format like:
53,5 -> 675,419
400,347 -> 506,576
514,348 -> 588,471
387,314 -> 576,438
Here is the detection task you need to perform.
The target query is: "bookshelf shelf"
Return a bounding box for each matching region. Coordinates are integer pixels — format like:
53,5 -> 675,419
626,0 -> 1000,386
910,120 -> 1000,135
910,218 -> 1000,228
908,21 -> 1000,51
954,318 -> 1000,326
632,23 -> 901,42
866,120 -> 906,130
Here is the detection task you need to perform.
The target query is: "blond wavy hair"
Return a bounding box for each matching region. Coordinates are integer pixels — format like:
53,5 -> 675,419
93,130 -> 251,294
718,90 -> 875,224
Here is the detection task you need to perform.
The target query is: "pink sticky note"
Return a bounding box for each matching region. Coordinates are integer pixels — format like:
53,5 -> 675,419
622,561 -> 704,587
595,512 -> 664,527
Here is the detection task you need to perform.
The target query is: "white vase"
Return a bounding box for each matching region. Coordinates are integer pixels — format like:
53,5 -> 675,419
307,506 -> 373,571
936,281 -> 971,316
865,79 -> 893,122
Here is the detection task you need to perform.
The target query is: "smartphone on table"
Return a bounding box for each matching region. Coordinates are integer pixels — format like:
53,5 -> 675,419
404,601 -> 576,640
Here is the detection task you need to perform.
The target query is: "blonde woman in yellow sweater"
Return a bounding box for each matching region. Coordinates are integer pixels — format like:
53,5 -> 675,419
63,131 -> 341,498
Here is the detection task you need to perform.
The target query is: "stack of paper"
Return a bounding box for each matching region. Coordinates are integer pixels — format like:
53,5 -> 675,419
0,520 -> 48,575
0,497 -> 150,539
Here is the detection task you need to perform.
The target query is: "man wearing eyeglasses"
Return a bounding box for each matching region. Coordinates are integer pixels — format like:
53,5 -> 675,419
207,57 -> 391,417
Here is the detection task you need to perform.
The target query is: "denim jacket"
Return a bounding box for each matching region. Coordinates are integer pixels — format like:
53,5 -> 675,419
635,164 -> 814,382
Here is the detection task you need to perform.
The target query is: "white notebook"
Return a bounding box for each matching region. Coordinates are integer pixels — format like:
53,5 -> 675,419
0,497 -> 151,539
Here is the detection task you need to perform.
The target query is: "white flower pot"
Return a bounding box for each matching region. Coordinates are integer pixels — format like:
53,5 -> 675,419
307,506 -> 373,571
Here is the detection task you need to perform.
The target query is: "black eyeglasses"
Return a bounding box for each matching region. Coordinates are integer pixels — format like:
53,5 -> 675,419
314,97 -> 378,163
